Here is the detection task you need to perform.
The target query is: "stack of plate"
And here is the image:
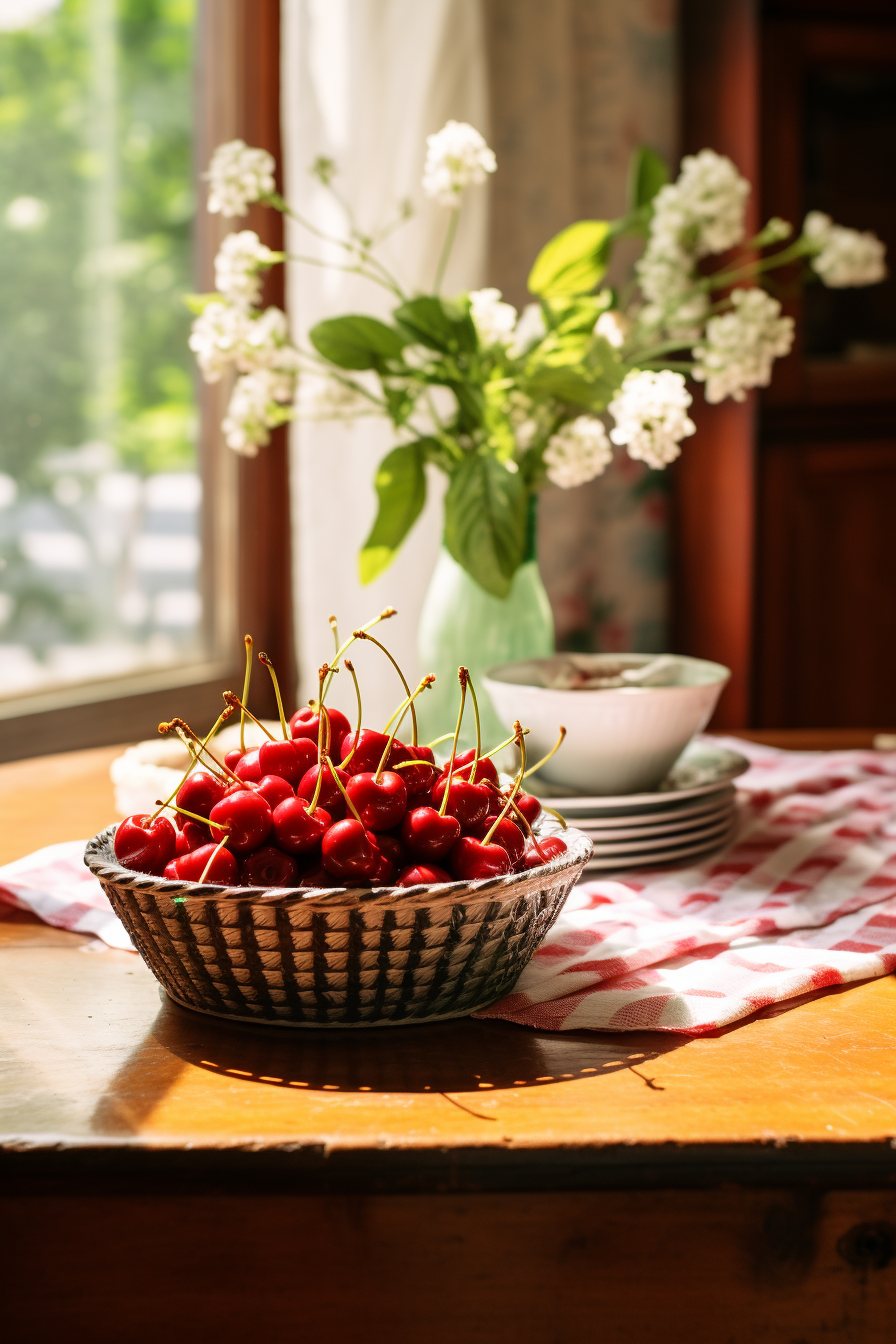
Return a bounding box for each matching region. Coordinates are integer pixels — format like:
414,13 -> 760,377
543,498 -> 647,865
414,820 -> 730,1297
531,741 -> 749,873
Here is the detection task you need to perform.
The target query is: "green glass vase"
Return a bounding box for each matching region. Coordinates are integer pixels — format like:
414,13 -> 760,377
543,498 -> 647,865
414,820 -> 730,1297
416,495 -> 555,753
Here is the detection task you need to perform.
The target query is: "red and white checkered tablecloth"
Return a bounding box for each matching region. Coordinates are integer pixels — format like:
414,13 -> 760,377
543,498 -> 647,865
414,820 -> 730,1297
3,738 -> 896,1033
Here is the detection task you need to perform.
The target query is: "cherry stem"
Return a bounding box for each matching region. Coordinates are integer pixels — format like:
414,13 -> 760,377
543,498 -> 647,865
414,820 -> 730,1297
240,634 -> 253,753
375,676 -> 435,782
324,606 -> 396,702
486,782 -> 549,860
155,799 -> 231,831
161,718 -> 238,783
308,756 -> 325,814
425,732 -> 456,750
149,706 -> 235,821
352,628 -> 419,745
329,613 -> 339,654
482,723 -> 526,846
523,726 -> 567,779
467,673 -> 483,785
259,652 -> 289,740
223,692 -> 277,741
199,831 -> 232,885
541,803 -> 568,831
476,727 -> 529,767
315,666 -> 328,767
438,667 -> 468,818
324,755 -> 363,823
338,658 -> 362,769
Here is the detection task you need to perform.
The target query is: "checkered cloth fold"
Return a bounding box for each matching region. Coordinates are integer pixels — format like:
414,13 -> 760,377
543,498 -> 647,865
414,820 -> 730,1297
3,739 -> 896,1032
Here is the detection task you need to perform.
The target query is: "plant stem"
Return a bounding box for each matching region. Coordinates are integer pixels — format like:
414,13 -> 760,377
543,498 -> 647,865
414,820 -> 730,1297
434,208 -> 460,294
438,669 -> 468,818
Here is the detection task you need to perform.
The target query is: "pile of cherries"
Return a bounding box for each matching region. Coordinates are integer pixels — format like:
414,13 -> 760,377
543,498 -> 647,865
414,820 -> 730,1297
114,613 -> 568,891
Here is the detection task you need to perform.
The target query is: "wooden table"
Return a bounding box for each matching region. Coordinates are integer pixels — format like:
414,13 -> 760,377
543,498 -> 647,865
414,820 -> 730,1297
3,735 -> 896,1342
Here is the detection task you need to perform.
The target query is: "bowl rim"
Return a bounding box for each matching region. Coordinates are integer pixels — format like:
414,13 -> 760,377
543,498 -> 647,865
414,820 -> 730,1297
84,823 -> 593,910
484,651 -> 731,693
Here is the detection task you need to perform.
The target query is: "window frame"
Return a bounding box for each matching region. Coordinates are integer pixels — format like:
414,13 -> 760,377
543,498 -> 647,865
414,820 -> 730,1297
0,0 -> 294,762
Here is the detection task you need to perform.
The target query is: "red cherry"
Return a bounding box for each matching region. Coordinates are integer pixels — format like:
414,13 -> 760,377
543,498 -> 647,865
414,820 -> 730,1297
240,845 -> 300,888
258,735 -> 317,784
298,861 -> 338,888
175,820 -> 210,855
468,817 -> 525,866
339,728 -> 390,775
296,763 -> 348,819
208,791 -> 273,854
373,832 -> 407,868
254,773 -> 295,810
400,806 -> 461,860
387,740 -> 437,798
344,770 -> 407,831
174,843 -> 238,884
290,704 -> 352,751
449,836 -> 511,880
447,748 -> 500,786
516,792 -> 542,826
114,814 -> 176,876
397,862 -> 452,887
224,748 -> 244,772
431,776 -> 490,828
369,852 -> 396,886
523,836 -> 567,869
234,748 -> 263,782
164,859 -> 180,880
175,771 -> 225,828
320,818 -> 380,878
272,796 -> 331,854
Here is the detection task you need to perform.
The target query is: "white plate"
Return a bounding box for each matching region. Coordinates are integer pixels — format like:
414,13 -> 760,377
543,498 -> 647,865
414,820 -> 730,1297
580,801 -> 736,844
588,814 -> 735,858
530,741 -> 749,814
574,787 -> 736,834
582,821 -> 737,872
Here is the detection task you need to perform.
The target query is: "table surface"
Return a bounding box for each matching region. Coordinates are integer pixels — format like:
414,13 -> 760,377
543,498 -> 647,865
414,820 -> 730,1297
4,730 -> 896,1193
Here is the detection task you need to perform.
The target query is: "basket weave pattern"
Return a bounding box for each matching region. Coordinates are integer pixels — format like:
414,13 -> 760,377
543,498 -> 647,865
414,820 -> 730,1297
85,825 -> 592,1027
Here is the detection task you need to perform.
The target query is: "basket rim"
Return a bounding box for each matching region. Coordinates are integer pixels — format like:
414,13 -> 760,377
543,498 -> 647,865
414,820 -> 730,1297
84,822 -> 593,909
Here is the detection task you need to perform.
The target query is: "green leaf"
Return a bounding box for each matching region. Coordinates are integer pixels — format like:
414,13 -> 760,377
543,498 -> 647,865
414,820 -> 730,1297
182,292 -> 220,314
527,221 -> 612,298
626,145 -> 669,212
358,443 -> 427,584
394,295 -> 477,353
443,455 -> 527,598
309,315 -> 406,370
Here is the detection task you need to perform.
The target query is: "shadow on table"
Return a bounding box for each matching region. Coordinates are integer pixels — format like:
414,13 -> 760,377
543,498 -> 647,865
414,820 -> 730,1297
92,991 -> 687,1134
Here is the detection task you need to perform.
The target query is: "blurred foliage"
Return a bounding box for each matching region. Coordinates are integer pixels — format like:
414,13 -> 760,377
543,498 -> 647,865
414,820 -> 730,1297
0,0 -> 196,488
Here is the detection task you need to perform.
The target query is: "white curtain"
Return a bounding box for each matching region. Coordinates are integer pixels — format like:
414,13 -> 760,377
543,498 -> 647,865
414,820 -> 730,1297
281,0 -> 489,727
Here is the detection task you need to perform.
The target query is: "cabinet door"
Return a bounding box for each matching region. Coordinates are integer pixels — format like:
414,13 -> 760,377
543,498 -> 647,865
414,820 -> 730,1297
756,440 -> 896,726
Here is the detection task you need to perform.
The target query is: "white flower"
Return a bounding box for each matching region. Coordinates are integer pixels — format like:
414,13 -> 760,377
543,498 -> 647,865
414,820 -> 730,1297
543,416 -> 613,489
205,139 -> 276,217
188,301 -> 251,382
608,369 -> 696,469
422,120 -> 496,207
214,230 -> 278,307
469,287 -> 517,347
803,211 -> 887,288
594,310 -> 630,349
296,373 -> 378,421
223,369 -> 294,457
692,288 -> 794,403
508,303 -> 546,357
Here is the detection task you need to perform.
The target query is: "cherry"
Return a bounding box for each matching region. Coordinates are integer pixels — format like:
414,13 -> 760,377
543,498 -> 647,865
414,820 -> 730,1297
258,734 -> 317,785
388,740 -> 437,798
164,859 -> 180,880
240,845 -> 299,888
114,815 -> 176,876
468,816 -> 525,866
175,820 -> 210,855
400,806 -> 461,860
290,704 -> 351,750
373,832 -> 407,868
297,763 -> 348,819
370,852 -> 397,886
174,843 -> 238,884
449,836 -> 511,880
254,773 -> 295,810
345,770 -> 407,831
320,818 -> 380,878
523,836 -> 567,869
516,792 -> 542,826
272,796 -> 331,854
339,728 -> 390,775
298,862 -> 338,888
397,862 -> 452,887
444,747 -> 499,786
175,771 -> 225,827
234,747 -> 263,782
431,776 -> 490,829
208,791 -> 273,854
224,748 -> 244,773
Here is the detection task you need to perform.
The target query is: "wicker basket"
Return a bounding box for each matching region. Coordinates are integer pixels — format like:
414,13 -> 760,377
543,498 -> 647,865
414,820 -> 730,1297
84,825 -> 592,1027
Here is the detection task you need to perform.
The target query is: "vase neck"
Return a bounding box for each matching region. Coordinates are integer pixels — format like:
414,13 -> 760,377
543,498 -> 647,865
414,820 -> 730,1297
524,492 -> 538,564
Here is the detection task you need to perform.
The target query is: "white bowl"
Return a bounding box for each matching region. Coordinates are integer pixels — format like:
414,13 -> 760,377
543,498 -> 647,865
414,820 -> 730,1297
483,653 -> 730,795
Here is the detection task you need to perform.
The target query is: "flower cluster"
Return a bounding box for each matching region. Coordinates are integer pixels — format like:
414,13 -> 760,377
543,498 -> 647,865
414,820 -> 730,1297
468,288 -> 517,347
636,150 -> 750,336
543,416 -> 612,488
692,287 -> 794,404
422,120 -> 497,207
803,211 -> 887,288
214,230 -> 278,308
205,140 -> 276,218
609,370 -> 696,469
